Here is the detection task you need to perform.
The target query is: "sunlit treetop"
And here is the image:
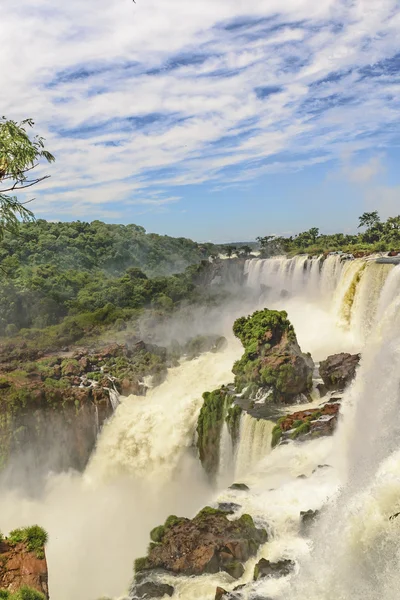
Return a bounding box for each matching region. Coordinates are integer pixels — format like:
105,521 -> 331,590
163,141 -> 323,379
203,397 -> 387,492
0,117 -> 55,239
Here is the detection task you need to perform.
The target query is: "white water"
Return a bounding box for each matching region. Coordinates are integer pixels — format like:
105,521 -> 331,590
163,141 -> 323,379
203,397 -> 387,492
0,346 -> 242,600
234,414 -> 274,480
1,254 -> 400,600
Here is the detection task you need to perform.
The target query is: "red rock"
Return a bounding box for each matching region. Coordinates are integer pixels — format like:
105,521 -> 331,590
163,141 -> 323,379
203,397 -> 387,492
0,541 -> 49,598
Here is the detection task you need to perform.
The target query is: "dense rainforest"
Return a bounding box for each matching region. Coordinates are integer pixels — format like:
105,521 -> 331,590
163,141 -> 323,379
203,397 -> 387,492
0,220 -> 221,347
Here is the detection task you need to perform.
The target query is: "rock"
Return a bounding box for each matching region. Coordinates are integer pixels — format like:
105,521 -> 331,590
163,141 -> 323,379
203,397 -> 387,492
215,588 -> 228,600
217,503 -> 242,514
0,539 -> 49,598
253,558 -> 295,580
319,353 -> 360,391
133,581 -> 174,598
316,382 -> 327,398
61,359 -> 80,376
79,356 -> 91,371
389,512 -> 400,521
229,483 -> 249,491
136,508 -> 267,579
120,378 -> 142,396
232,309 -> 314,405
275,401 -> 341,444
300,510 -> 319,533
297,474 -> 307,479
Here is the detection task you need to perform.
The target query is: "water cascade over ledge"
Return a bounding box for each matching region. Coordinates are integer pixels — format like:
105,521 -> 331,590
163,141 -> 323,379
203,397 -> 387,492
0,256 -> 399,600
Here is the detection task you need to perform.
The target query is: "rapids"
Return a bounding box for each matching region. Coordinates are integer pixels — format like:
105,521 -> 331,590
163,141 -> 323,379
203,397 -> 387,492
0,255 -> 399,600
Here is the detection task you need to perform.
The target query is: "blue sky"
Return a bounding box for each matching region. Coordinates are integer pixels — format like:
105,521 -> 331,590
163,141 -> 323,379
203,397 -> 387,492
1,0 -> 400,242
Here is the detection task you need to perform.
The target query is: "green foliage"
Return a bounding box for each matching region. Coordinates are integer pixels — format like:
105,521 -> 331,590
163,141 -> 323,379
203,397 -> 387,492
226,403 -> 242,446
0,220 -> 221,340
238,513 -> 255,528
150,525 -> 165,543
291,422 -> 310,439
0,117 -> 55,240
8,587 -> 45,600
196,388 -> 229,478
233,309 -> 295,348
164,515 -> 183,529
8,525 -> 48,559
271,425 -> 282,448
134,557 -> 148,573
257,212 -> 400,256
195,506 -> 225,519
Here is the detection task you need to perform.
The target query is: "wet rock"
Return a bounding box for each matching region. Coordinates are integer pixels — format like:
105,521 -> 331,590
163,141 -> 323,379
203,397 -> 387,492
389,512 -> 400,521
135,508 -> 267,579
276,402 -> 341,444
133,581 -> 174,598
253,558 -> 295,580
316,382 -> 328,398
297,474 -> 307,479
319,353 -> 360,391
229,483 -> 249,491
300,510 -> 319,533
217,503 -> 242,514
215,588 -> 228,600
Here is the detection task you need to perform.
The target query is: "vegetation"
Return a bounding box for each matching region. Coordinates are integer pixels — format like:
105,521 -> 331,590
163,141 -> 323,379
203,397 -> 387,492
257,212 -> 400,256
0,222 -> 220,342
0,117 -> 54,240
196,387 -> 230,478
0,587 -> 45,600
8,526 -> 48,559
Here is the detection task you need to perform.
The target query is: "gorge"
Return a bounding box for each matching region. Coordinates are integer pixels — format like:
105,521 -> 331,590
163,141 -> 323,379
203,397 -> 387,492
1,252 -> 400,600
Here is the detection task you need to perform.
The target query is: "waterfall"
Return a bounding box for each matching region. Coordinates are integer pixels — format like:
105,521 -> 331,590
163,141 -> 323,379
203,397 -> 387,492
285,283 -> 400,600
217,422 -> 234,488
108,388 -> 120,412
234,414 -> 274,479
87,346 -> 241,484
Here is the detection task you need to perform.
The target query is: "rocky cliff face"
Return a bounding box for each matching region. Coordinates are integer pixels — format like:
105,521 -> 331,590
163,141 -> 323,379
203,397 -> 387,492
0,340 -> 168,480
0,529 -> 48,599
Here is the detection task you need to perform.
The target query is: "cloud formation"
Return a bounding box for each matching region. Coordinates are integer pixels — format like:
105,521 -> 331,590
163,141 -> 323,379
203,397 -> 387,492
1,0 -> 400,221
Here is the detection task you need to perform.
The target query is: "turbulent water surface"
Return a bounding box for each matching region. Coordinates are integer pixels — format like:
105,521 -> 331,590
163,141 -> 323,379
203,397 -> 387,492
1,256 -> 400,600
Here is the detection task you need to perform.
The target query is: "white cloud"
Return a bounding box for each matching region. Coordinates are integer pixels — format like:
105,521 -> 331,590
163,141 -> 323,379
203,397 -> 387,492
1,0 -> 400,219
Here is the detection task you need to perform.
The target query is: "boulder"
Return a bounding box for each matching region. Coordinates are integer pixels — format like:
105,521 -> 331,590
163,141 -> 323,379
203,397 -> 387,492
217,503 -> 241,514
229,483 -> 249,491
319,353 -> 360,391
253,558 -> 295,580
132,581 -> 174,598
135,509 -> 267,579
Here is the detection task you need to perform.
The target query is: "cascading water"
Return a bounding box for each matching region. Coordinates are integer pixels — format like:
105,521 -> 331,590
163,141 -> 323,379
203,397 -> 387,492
234,414 -> 274,479
1,253 -> 399,600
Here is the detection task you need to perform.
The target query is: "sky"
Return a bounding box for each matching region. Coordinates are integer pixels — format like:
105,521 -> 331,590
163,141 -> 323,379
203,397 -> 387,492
1,0 -> 400,242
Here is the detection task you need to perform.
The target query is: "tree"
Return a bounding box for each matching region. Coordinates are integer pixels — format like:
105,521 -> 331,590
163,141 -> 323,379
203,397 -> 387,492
358,211 -> 380,230
0,117 -> 55,239
238,245 -> 252,257
308,227 -> 320,243
225,245 -> 237,258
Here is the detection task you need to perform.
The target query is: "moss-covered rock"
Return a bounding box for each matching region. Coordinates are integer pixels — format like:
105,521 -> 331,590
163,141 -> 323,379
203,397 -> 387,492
232,309 -> 314,404
196,387 -> 229,479
133,507 -> 267,579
